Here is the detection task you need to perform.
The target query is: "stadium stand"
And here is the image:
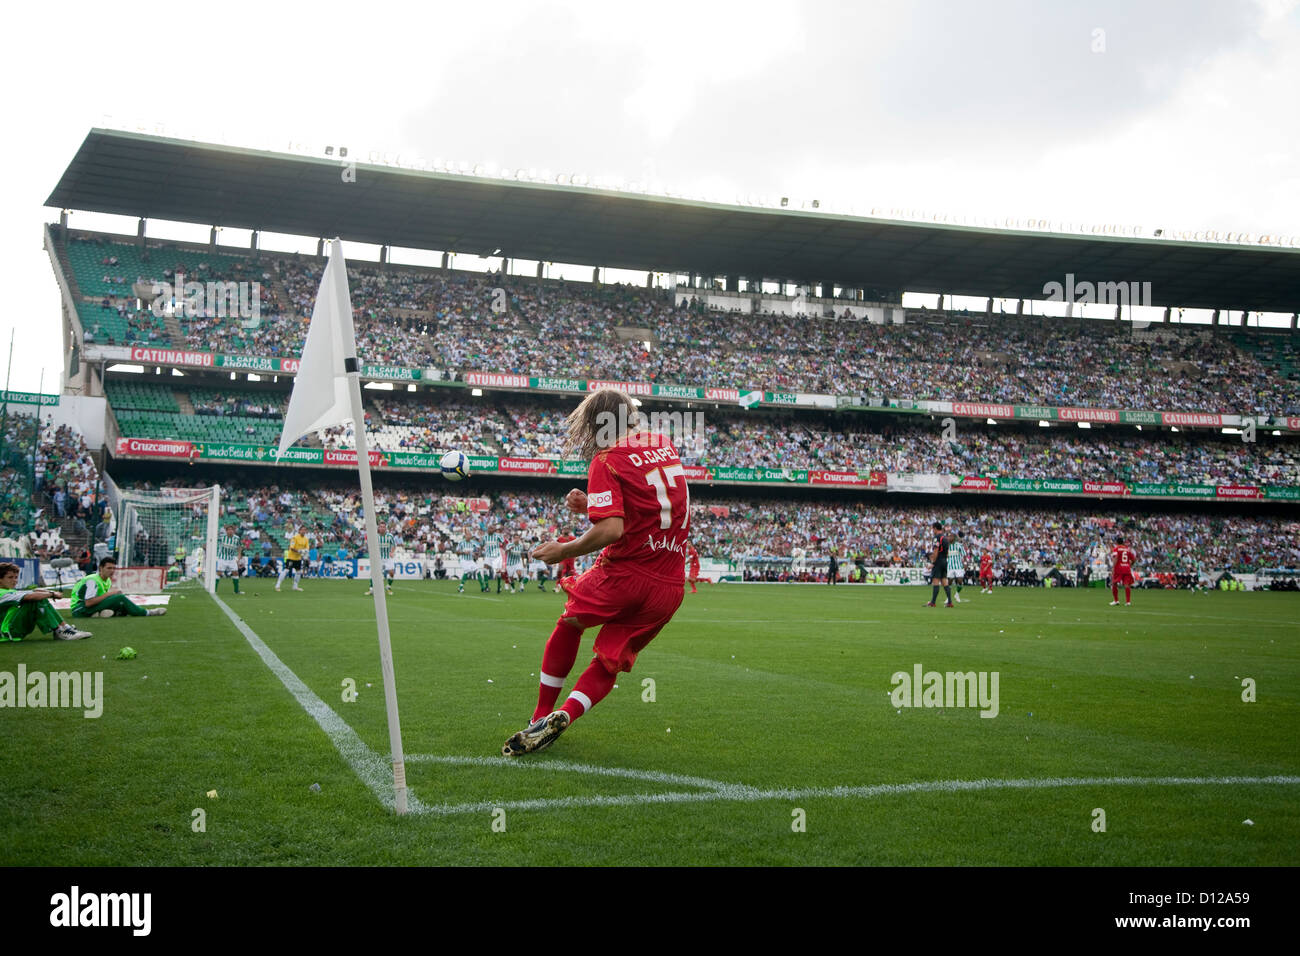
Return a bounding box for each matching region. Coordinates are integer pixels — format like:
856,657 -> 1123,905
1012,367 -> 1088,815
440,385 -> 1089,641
114,477 -> 1299,576
58,231 -> 1300,415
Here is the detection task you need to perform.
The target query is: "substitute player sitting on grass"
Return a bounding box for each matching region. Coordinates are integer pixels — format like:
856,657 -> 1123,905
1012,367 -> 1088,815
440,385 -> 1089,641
504,389 -> 689,757
71,557 -> 167,618
0,562 -> 92,641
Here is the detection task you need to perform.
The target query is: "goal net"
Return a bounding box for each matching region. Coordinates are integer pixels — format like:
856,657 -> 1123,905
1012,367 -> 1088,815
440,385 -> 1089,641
101,475 -> 220,593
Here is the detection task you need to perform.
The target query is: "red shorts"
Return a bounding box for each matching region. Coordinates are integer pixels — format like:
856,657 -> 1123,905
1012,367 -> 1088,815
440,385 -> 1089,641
688,561 -> 700,579
1113,571 -> 1134,586
979,570 -> 993,582
561,560 -> 576,576
561,563 -> 684,674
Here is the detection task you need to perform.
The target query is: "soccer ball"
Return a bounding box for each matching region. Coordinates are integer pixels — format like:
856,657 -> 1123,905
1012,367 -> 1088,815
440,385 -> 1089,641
441,450 -> 470,481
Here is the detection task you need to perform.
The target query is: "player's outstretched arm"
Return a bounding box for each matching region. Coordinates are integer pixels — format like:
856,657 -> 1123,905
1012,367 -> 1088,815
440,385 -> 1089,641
533,517 -> 623,565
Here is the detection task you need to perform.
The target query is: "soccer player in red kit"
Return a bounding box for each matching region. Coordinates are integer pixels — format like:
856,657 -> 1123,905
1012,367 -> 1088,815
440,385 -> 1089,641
979,549 -> 994,593
1110,537 -> 1137,606
503,390 -> 690,756
554,532 -> 578,594
686,542 -> 701,593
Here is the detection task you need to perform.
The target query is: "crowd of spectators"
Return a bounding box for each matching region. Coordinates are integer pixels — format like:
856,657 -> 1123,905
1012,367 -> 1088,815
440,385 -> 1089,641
686,498 -> 1300,573
119,477 -> 1299,575
0,420 -> 107,563
65,236 -> 1300,416
691,414 -> 1299,485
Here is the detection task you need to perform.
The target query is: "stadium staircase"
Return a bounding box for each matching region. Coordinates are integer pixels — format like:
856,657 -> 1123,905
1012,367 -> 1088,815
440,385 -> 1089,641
50,235 -> 84,300
163,311 -> 184,345
33,488 -> 91,556
174,390 -> 195,415
269,275 -> 293,321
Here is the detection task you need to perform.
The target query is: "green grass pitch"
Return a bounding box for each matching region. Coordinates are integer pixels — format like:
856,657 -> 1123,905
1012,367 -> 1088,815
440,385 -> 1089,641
2,579 -> 1297,866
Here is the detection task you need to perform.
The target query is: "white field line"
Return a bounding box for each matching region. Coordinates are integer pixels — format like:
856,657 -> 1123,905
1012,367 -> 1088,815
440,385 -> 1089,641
405,753 -> 744,792
404,769 -> 1300,817
672,619 -> 883,625
211,593 -> 428,814
212,595 -> 1300,820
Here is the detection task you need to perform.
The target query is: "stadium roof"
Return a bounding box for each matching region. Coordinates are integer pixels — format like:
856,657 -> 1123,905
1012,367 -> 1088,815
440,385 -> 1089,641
48,128 -> 1300,312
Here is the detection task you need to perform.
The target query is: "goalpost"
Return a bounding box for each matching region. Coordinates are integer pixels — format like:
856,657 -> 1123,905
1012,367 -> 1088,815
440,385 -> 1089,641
102,475 -> 221,594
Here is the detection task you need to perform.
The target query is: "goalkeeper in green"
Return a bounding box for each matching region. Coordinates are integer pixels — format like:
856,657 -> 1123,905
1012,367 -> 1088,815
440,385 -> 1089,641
71,558 -> 167,618
0,562 -> 93,641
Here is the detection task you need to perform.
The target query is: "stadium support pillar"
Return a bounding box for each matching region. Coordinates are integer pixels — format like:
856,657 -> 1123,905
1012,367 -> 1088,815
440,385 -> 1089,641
1016,299 -> 1025,316
380,245 -> 389,265
59,210 -> 68,228
1291,312 -> 1297,330
646,271 -> 653,288
985,297 -> 993,318
250,231 -> 259,251
137,217 -> 146,249
1212,309 -> 1221,326
726,275 -> 739,292
1065,300 -> 1074,318
1115,304 -> 1122,321
820,282 -> 833,299
318,239 -> 326,257
538,261 -> 545,279
210,226 -> 218,251
441,252 -> 450,270
1163,306 -> 1171,323
593,267 -> 601,285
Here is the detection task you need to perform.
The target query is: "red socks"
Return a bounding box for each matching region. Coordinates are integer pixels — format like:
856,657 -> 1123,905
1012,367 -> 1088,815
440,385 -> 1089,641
1125,586 -> 1131,602
534,619 -> 582,721
560,658 -> 618,723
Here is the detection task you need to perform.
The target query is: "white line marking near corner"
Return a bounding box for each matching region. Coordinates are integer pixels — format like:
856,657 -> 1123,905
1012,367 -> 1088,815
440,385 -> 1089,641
211,593 -> 428,815
405,753 -> 744,793
400,768 -> 1300,817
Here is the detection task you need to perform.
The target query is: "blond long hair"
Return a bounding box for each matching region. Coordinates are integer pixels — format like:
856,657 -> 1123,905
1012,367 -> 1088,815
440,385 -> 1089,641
563,389 -> 642,459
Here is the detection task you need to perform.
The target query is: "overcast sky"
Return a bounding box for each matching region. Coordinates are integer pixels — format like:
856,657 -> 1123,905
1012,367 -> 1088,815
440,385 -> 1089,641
2,0 -> 1297,391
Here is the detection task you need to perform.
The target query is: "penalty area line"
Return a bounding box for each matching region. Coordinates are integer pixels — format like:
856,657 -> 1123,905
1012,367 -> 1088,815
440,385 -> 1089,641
211,593 -> 428,815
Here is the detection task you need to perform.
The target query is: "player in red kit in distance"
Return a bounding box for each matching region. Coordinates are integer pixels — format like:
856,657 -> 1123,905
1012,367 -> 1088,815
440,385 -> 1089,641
504,389 -> 690,756
554,532 -> 578,594
1110,537 -> 1138,606
979,549 -> 994,593
687,542 -> 701,593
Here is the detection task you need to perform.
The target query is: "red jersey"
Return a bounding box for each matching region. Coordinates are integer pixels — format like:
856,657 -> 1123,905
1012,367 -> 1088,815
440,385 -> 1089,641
1112,545 -> 1136,574
980,552 -> 993,573
557,534 -> 577,571
585,431 -> 690,585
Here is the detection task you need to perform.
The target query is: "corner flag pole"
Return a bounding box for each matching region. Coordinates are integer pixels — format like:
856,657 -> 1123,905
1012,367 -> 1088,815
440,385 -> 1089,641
276,239 -> 408,815
339,305 -> 409,816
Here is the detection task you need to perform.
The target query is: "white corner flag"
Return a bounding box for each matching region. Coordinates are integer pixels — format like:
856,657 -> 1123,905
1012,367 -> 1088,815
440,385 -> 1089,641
276,242 -> 353,459
276,239 -> 410,815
